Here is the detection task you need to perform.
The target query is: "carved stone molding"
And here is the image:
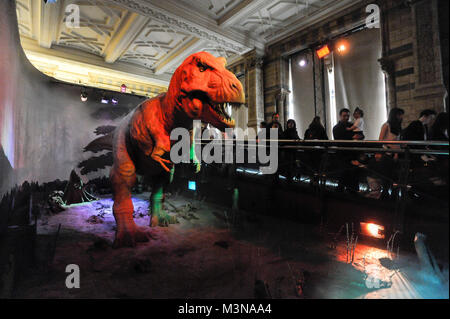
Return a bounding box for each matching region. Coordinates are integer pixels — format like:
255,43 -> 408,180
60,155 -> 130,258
106,0 -> 249,53
411,0 -> 446,98
245,55 -> 264,70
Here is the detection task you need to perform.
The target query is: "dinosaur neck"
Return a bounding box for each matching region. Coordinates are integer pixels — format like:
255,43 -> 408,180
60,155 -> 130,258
159,92 -> 190,133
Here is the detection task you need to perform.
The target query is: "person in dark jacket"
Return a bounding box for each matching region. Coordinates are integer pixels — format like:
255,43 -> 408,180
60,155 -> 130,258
333,108 -> 353,140
401,109 -> 437,141
430,112 -> 449,141
304,116 -> 328,140
282,119 -> 300,140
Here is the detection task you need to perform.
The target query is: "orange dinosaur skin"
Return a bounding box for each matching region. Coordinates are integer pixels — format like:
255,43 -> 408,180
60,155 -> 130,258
110,52 -> 245,248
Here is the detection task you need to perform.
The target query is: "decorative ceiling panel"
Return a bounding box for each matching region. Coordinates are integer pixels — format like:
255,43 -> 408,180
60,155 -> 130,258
57,0 -> 127,55
15,0 -> 361,94
120,21 -> 190,70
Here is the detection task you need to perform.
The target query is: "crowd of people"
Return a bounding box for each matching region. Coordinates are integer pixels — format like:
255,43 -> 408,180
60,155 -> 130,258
259,107 -> 448,199
260,108 -> 448,143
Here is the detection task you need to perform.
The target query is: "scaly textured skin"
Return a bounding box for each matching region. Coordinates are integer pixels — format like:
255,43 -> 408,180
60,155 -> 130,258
110,52 -> 245,248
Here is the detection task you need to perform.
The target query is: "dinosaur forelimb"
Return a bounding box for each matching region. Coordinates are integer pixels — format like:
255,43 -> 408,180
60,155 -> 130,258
151,145 -> 173,172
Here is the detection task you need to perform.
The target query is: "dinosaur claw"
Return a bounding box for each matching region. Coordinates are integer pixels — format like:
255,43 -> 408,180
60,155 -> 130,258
151,155 -> 173,172
113,226 -> 153,248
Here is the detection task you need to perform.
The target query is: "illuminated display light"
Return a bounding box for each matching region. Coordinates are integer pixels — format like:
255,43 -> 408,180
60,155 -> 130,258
80,92 -> 88,102
101,96 -> 109,104
336,40 -> 349,55
360,222 -> 385,239
188,181 -> 196,191
111,97 -> 118,105
120,84 -> 127,93
316,45 -> 331,59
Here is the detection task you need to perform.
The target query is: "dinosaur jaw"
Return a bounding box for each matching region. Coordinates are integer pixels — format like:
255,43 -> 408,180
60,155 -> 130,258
208,102 -> 241,128
180,90 -> 243,130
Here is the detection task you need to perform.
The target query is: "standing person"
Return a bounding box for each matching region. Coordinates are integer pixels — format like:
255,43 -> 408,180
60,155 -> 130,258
401,109 -> 437,141
379,108 -> 405,142
304,116 -> 328,173
281,119 -> 300,181
429,113 -> 449,185
282,119 -> 300,140
346,107 -> 365,140
304,116 -> 328,140
430,112 -> 449,141
366,108 -> 405,199
333,108 -> 358,192
333,108 -> 353,140
267,113 -> 283,140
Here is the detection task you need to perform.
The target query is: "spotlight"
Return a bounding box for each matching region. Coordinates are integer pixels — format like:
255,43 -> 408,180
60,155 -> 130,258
316,45 -> 331,59
335,40 -> 349,55
101,96 -> 109,104
360,222 -> 385,239
111,97 -> 118,105
299,59 -> 307,67
80,92 -> 88,102
120,84 -> 127,93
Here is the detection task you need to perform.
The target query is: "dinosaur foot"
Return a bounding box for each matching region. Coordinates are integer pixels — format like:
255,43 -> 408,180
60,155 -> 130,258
113,226 -> 155,248
151,212 -> 178,227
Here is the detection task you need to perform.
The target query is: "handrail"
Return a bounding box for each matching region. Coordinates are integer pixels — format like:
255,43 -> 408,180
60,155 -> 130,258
193,139 -> 449,156
194,139 -> 449,147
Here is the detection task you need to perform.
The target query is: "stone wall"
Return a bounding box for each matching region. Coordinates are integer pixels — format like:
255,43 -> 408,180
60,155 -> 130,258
263,0 -> 447,128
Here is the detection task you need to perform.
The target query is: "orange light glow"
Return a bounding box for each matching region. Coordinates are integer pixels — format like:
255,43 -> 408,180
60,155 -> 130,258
360,222 -> 385,239
316,45 -> 331,59
336,40 -> 349,54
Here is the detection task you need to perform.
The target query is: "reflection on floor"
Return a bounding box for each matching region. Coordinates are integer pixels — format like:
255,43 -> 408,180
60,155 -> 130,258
14,193 -> 449,299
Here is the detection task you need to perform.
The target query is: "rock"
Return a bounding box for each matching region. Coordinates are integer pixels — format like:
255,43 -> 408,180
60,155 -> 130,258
132,259 -> 152,273
86,215 -> 104,224
214,241 -> 229,249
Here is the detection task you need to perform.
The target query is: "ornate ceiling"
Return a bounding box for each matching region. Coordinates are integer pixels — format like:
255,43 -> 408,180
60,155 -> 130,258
15,0 -> 358,96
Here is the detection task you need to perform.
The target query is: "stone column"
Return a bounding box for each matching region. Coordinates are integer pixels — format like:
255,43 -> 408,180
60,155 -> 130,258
379,57 -> 397,111
244,51 -> 264,130
411,0 -> 446,104
274,88 -> 290,127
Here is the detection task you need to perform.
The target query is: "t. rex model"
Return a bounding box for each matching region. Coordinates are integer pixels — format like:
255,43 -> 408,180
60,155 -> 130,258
110,52 -> 245,248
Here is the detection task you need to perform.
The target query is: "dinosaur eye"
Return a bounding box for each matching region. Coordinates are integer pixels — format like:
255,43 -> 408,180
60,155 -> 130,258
198,62 -> 209,72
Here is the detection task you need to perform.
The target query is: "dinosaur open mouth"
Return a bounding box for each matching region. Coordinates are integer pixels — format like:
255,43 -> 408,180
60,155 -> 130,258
184,90 -> 242,127
209,102 -> 241,127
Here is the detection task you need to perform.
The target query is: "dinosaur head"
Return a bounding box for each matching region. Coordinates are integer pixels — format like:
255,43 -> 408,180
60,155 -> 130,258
168,51 -> 245,131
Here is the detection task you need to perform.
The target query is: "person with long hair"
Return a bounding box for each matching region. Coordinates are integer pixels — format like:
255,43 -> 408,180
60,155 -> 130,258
282,119 -> 300,140
366,108 -> 405,199
304,116 -> 328,140
430,112 -> 449,141
379,108 -> 405,141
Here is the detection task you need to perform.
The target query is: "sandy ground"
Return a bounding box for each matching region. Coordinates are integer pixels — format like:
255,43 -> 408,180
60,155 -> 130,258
13,193 -> 449,299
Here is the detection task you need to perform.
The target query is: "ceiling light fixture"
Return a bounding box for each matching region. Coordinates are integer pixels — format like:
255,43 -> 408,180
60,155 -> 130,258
80,92 -> 88,102
316,45 -> 331,59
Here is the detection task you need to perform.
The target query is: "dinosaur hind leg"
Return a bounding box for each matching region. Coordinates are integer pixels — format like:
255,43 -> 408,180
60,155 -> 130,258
150,172 -> 178,227
111,163 -> 152,248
